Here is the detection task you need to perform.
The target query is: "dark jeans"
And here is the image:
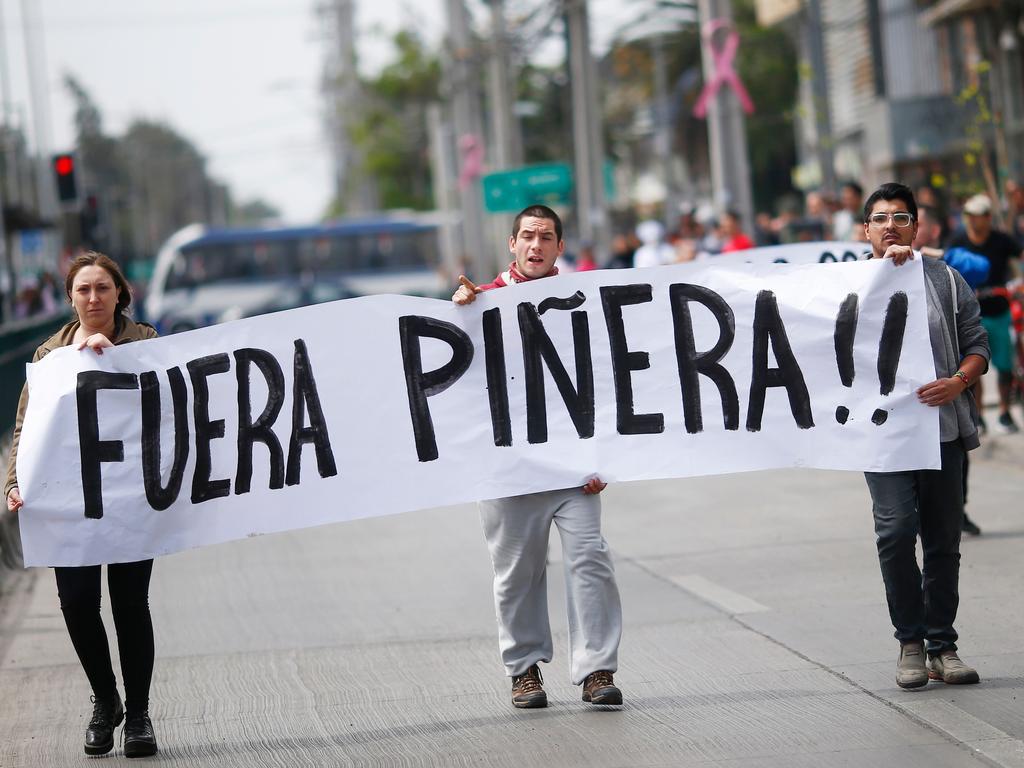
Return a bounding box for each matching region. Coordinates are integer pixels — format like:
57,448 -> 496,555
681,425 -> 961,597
864,440 -> 964,655
54,560 -> 155,715
963,451 -> 969,506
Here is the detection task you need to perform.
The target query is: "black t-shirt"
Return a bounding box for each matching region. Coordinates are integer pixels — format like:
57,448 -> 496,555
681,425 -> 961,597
947,228 -> 1021,315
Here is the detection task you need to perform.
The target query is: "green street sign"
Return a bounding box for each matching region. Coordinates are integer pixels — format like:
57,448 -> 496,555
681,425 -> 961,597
482,163 -> 573,213
482,162 -> 617,213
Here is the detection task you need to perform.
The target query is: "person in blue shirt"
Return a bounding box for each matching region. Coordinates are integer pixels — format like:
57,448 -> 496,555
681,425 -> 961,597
913,204 -> 989,536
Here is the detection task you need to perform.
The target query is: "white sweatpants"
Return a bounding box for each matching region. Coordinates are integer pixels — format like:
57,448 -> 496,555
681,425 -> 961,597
479,487 -> 622,685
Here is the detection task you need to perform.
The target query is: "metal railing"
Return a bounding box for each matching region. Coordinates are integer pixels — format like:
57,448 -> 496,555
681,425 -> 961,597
0,433 -> 22,571
0,310 -> 69,435
0,310 -> 70,574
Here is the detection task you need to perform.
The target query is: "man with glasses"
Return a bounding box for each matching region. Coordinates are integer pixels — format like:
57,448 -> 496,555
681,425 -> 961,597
861,183 -> 989,689
947,194 -> 1022,433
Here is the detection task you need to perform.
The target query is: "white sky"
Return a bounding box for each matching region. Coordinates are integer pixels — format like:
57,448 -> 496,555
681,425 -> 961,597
1,0 -> 650,224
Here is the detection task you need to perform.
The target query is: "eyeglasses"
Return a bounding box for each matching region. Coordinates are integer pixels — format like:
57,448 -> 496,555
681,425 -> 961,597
866,212 -> 915,228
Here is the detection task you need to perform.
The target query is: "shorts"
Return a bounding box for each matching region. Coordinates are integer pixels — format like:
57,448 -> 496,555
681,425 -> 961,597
981,312 -> 1014,373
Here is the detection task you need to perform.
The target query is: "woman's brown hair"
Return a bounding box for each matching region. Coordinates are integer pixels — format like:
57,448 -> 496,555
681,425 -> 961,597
65,251 -> 132,317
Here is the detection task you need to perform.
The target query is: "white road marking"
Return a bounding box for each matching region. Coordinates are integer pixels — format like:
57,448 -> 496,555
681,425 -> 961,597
670,574 -> 770,615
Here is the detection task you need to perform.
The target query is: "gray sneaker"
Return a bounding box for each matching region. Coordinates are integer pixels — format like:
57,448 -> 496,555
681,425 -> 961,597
928,651 -> 980,685
896,642 -> 928,689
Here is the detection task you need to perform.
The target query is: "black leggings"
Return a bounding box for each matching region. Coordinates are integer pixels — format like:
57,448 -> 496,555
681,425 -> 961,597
54,560 -> 154,715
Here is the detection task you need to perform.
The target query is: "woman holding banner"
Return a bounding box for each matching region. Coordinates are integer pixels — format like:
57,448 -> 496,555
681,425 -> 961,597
5,252 -> 160,758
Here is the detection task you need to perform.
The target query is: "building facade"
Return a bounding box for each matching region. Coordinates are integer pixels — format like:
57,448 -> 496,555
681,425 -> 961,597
758,0 -> 1024,205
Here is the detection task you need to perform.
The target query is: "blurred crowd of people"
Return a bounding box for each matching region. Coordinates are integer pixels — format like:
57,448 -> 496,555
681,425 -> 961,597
8,271 -> 62,322
559,178 -> 1023,274
1,246 -> 149,327
562,180 -> 874,272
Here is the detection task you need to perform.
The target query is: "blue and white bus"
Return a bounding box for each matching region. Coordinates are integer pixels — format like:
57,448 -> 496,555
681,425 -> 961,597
144,217 -> 448,334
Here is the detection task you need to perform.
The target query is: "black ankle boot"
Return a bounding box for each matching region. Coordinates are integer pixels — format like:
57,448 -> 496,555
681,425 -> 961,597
84,691 -> 124,755
123,711 -> 158,758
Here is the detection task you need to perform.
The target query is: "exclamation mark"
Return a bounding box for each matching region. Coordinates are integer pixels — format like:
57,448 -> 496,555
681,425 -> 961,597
834,293 -> 859,424
873,292 -> 909,425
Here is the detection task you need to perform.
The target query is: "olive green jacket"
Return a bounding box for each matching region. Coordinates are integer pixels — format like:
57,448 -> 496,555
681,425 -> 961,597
4,316 -> 157,500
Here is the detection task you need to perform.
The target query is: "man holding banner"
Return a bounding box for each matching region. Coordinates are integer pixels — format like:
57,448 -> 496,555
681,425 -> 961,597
453,205 -> 623,709
861,184 -> 989,689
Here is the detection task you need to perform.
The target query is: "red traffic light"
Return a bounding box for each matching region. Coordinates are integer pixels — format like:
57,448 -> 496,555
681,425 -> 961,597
54,155 -> 74,176
52,153 -> 79,202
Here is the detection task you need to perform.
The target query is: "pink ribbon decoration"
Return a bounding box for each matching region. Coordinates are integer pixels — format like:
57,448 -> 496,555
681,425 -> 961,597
458,133 -> 485,190
693,19 -> 754,118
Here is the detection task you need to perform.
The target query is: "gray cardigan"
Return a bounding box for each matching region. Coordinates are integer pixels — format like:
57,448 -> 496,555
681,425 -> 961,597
920,255 -> 990,450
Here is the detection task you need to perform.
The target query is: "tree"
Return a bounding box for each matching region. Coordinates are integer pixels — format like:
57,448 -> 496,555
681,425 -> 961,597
601,0 -> 798,217
121,119 -> 213,253
516,63 -> 573,164
64,77 -> 233,261
326,29 -> 442,215
949,60 -> 1002,208
732,0 -> 799,213
65,74 -> 130,248
232,199 -> 281,224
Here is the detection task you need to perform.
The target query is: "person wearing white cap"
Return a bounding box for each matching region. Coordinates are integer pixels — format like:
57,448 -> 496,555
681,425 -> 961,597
632,220 -> 676,268
947,193 -> 1023,433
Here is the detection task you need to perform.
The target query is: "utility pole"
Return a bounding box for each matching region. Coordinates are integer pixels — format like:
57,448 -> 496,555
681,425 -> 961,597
651,33 -> 679,229
444,0 -> 489,281
0,1 -> 19,206
566,0 -> 609,261
320,0 -> 377,214
20,0 -> 57,221
696,0 -> 753,232
805,0 -> 835,194
427,103 -> 460,278
485,0 -> 522,170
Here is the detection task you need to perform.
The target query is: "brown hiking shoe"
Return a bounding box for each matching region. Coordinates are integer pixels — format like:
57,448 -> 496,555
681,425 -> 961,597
511,665 -> 547,709
928,651 -> 980,685
582,670 -> 622,705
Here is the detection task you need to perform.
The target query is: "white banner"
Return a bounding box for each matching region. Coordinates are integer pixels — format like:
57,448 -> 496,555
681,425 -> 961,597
17,257 -> 938,567
704,241 -> 871,266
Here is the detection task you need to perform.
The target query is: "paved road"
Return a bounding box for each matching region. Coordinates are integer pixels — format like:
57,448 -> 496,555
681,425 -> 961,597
1,429 -> 1022,767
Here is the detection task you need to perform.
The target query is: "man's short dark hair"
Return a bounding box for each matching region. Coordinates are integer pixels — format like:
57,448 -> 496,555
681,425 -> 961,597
841,180 -> 863,198
513,205 -> 562,242
863,182 -> 917,222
